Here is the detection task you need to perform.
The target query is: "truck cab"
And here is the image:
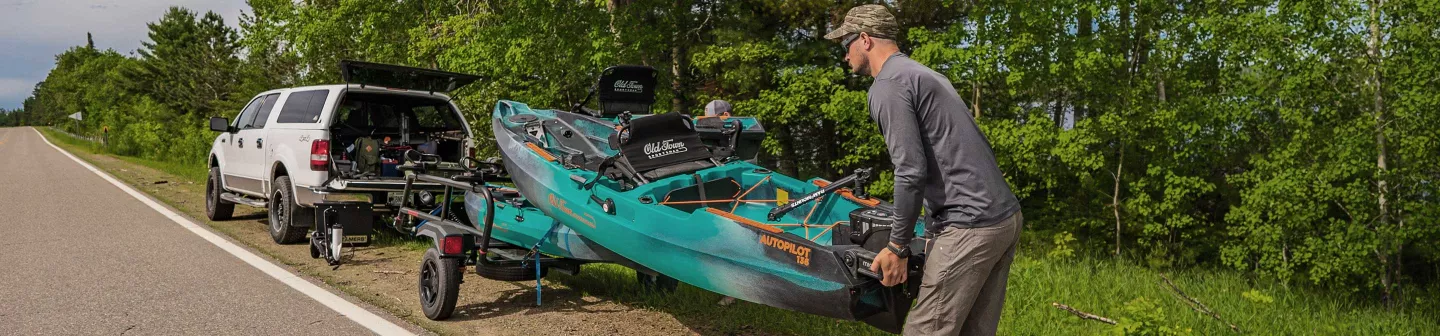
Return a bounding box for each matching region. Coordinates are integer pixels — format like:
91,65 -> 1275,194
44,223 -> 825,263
205,61 -> 480,244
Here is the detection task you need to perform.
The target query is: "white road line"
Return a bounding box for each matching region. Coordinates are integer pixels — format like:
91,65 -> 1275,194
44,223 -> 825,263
32,128 -> 415,336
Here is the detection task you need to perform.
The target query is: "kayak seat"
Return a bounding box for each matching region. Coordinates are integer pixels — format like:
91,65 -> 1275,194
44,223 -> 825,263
597,65 -> 658,117
614,113 -> 715,181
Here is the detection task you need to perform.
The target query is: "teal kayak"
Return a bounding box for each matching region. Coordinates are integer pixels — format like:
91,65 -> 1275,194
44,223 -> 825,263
477,79 -> 925,332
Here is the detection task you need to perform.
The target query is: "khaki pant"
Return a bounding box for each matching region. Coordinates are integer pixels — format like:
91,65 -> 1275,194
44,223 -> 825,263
904,211 -> 1023,336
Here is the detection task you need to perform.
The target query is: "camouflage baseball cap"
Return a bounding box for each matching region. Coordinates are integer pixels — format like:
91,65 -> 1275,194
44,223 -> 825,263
824,4 -> 900,41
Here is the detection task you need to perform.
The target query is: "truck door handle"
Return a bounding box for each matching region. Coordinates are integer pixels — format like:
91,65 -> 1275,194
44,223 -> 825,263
256,138 -> 263,148
238,138 -> 244,148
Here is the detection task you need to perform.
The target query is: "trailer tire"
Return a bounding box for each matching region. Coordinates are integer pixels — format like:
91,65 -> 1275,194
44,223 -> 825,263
419,248 -> 462,320
476,260 -> 547,282
268,176 -> 310,244
206,167 -> 234,221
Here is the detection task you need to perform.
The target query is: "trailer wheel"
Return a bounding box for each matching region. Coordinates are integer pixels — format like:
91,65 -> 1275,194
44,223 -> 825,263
636,270 -> 679,294
268,176 -> 311,244
206,167 -> 234,221
419,248 -> 462,320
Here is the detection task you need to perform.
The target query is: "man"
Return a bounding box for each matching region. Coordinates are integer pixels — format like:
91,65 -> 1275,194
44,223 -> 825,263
704,99 -> 733,117
824,5 -> 1023,335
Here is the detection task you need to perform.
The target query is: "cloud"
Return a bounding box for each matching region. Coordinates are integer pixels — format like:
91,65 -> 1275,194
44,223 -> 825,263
0,0 -> 248,53
0,0 -> 252,109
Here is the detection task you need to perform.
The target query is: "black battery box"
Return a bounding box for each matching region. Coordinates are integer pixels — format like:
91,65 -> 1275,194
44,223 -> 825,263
314,201 -> 374,246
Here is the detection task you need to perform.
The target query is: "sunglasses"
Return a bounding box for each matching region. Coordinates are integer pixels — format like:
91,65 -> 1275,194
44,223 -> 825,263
841,33 -> 861,50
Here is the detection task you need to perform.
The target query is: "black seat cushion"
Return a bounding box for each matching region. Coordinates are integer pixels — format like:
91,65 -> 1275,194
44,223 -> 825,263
618,113 -> 713,176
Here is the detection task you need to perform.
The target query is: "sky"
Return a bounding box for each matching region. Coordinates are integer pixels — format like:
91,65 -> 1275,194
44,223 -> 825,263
0,0 -> 251,110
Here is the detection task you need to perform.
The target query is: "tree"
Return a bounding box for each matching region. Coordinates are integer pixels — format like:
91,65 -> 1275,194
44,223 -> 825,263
124,7 -> 244,121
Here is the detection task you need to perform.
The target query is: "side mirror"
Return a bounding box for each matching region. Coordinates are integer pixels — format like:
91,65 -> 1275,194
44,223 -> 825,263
209,117 -> 232,132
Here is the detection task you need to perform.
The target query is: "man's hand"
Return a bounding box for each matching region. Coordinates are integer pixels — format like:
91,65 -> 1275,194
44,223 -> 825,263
870,244 -> 908,287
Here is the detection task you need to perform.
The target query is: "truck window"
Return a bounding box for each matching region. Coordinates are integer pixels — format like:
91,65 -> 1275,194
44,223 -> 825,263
277,89 -> 330,123
234,96 -> 264,128
249,93 -> 281,129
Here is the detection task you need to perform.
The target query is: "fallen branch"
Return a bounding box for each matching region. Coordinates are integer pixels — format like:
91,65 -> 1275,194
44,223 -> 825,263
1160,274 -> 1241,333
372,270 -> 407,275
1052,302 -> 1116,325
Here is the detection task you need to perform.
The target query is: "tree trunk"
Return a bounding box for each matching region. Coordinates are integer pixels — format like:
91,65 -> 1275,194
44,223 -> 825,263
1367,0 -> 1394,306
1053,93 -> 1064,128
972,81 -> 981,119
1113,146 -> 1124,257
671,44 -> 687,113
669,0 -> 690,114
1157,76 -> 1166,103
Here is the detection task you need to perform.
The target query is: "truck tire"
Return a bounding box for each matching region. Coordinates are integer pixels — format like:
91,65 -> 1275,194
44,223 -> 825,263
268,176 -> 311,244
206,167 -> 234,221
419,248 -> 462,320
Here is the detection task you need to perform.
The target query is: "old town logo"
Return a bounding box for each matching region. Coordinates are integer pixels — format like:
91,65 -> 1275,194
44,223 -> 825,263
643,139 -> 688,159
613,80 -> 644,93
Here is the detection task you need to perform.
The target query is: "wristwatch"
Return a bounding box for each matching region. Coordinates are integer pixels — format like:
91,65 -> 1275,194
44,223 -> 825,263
886,242 -> 911,258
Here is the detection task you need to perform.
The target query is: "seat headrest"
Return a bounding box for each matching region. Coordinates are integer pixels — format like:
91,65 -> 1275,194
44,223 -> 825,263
618,113 -> 711,173
597,65 -> 658,116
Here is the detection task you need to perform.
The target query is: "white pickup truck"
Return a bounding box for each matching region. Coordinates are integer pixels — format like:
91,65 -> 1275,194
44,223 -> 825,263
205,61 -> 480,244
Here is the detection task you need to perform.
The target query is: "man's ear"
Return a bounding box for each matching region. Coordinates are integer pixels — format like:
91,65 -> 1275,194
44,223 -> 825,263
860,32 -> 872,51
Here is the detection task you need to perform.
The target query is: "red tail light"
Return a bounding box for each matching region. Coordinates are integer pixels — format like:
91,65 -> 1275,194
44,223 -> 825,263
310,139 -> 330,171
442,236 -> 464,255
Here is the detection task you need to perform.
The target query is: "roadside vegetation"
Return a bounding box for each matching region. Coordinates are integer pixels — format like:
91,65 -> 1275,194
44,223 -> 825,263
11,0 -> 1440,334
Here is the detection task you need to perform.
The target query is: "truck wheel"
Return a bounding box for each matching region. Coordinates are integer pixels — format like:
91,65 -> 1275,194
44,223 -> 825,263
419,248 -> 462,320
206,167 -> 235,221
268,176 -> 311,244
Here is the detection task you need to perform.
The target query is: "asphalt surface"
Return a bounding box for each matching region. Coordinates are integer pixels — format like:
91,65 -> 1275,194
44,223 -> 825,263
0,127 -> 406,335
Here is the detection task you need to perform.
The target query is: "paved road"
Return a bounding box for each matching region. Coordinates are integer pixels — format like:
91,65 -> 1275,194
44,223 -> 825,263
0,127 -> 408,335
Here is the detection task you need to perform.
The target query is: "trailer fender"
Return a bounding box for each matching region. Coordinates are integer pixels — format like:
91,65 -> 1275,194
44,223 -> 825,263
414,218 -> 483,257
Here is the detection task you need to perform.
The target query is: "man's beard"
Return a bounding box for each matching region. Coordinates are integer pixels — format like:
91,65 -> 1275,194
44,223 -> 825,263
852,59 -> 872,77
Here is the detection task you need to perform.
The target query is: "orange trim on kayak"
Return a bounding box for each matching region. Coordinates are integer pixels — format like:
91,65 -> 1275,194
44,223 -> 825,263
730,175 -> 772,214
802,195 -> 824,237
526,142 -> 557,162
808,221 -> 846,241
706,208 -> 781,233
812,179 -> 881,207
662,199 -> 738,205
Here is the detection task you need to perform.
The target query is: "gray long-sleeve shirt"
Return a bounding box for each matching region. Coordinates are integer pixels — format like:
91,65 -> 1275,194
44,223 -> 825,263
867,53 -> 1020,246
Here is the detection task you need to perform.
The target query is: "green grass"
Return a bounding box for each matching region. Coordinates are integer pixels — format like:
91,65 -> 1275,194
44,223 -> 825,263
39,127 -> 208,183
551,251 -> 1438,335
36,126 -> 1439,335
